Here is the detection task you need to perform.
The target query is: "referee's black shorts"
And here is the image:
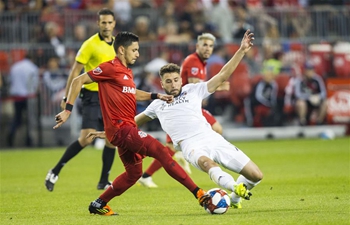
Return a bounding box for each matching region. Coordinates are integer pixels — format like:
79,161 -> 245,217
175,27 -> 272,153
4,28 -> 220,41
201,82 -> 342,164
81,89 -> 104,131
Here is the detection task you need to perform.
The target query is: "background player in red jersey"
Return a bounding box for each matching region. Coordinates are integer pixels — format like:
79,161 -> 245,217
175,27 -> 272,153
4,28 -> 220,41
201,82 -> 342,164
53,31 -> 211,216
138,33 -> 226,188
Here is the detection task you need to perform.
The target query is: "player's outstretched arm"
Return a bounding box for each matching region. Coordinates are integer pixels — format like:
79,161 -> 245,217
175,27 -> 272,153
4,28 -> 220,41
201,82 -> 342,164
134,113 -> 153,126
53,73 -> 93,129
60,61 -> 84,110
135,89 -> 174,103
207,30 -> 254,93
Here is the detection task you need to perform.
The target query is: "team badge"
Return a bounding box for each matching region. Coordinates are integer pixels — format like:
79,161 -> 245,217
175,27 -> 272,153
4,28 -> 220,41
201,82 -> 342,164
191,67 -> 199,75
138,131 -> 147,138
93,67 -> 102,75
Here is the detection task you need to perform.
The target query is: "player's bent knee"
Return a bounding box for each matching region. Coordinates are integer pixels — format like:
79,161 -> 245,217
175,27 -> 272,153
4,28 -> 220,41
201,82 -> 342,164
198,156 -> 218,172
251,170 -> 263,183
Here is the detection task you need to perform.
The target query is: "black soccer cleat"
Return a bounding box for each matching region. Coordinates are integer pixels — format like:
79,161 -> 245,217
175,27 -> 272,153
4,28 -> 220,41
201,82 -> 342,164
89,202 -> 118,216
97,181 -> 111,190
45,170 -> 58,192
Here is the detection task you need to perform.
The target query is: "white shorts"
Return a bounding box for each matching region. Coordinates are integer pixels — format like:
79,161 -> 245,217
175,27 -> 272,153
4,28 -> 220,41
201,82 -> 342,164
179,131 -> 250,173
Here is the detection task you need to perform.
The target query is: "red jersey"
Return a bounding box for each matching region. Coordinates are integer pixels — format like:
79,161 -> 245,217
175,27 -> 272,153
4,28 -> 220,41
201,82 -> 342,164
87,57 -> 136,142
180,52 -> 207,85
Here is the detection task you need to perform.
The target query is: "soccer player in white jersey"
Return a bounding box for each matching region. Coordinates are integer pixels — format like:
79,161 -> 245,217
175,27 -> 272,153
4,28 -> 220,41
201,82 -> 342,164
88,30 -> 262,208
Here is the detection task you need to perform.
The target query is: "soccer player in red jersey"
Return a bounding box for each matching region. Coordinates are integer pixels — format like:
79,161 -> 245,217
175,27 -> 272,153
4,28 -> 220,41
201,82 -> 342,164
53,31 -> 211,216
138,33 -> 227,188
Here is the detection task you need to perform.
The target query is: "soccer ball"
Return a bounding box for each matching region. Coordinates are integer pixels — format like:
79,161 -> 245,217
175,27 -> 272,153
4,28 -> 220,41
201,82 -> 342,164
204,188 -> 231,214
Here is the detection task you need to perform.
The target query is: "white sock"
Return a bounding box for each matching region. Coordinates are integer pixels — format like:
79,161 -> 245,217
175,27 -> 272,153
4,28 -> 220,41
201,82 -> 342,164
231,175 -> 261,204
208,167 -> 236,192
236,175 -> 261,190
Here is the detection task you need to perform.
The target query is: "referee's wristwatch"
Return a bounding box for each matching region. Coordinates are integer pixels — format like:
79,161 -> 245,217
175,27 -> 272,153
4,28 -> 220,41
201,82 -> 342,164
62,96 -> 67,102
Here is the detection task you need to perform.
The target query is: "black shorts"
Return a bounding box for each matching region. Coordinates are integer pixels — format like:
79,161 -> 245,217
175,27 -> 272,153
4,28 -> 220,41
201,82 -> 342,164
81,89 -> 104,130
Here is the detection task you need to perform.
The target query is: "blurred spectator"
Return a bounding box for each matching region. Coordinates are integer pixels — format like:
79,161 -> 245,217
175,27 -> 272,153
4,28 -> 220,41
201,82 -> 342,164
205,44 -> 227,114
38,21 -> 66,67
208,0 -> 235,43
42,56 -> 68,109
129,0 -> 152,9
233,4 -> 254,41
266,1 -> 301,38
243,46 -> 262,77
206,44 -> 226,79
82,0 -> 111,11
245,0 -> 278,38
132,15 -> 156,43
177,0 -> 205,41
245,61 -> 280,127
192,3 -> 213,37
262,24 -> 282,57
65,23 -> 89,45
40,1 -> 64,26
294,62 -> 327,125
111,0 -> 132,30
266,0 -> 300,9
290,7 -> 312,38
41,55 -> 68,146
262,51 -> 283,75
144,49 -> 169,75
72,23 -> 88,43
0,0 -> 4,12
156,0 -> 177,27
161,21 -> 192,44
7,53 -> 39,147
3,0 -> 43,12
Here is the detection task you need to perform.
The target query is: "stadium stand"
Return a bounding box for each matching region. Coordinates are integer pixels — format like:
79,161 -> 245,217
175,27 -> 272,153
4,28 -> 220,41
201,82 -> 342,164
0,3 -> 349,147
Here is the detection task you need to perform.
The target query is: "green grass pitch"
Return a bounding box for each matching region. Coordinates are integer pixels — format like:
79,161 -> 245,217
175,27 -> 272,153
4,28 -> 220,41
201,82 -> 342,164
1,137 -> 349,225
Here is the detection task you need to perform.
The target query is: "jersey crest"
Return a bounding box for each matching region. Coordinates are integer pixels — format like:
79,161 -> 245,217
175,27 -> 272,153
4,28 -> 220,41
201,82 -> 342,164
138,131 -> 147,138
92,67 -> 102,75
191,67 -> 199,75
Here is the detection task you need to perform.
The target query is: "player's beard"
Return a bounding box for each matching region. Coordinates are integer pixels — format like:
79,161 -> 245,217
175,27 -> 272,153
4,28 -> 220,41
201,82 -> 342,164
199,51 -> 211,61
165,87 -> 182,97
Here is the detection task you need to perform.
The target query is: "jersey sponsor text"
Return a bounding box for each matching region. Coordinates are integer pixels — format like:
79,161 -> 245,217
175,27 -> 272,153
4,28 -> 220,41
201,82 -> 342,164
122,86 -> 136,94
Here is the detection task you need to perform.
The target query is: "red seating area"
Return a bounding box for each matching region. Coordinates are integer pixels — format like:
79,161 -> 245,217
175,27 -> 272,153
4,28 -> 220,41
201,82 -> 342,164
332,43 -> 350,78
0,51 -> 10,73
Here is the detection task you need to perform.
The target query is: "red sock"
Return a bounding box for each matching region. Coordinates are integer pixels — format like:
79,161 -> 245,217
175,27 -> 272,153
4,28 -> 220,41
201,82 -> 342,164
145,146 -> 175,176
100,163 -> 143,203
146,143 -> 197,192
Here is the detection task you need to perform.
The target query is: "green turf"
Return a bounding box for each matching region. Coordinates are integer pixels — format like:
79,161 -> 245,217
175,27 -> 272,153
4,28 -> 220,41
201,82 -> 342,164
1,138 -> 349,225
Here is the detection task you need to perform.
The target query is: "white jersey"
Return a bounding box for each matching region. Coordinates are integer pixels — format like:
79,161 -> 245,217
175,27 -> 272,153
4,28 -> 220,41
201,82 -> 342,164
144,82 -> 251,173
143,82 -> 212,145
